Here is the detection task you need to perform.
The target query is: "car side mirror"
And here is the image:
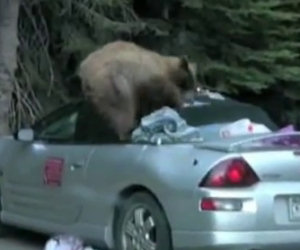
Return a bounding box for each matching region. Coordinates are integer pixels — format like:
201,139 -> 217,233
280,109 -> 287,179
17,128 -> 34,142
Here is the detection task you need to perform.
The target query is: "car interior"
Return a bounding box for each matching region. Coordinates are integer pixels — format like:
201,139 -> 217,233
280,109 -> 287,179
179,95 -> 278,131
19,95 -> 278,145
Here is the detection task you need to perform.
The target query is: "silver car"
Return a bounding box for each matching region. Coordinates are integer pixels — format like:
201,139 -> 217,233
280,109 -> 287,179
0,96 -> 300,250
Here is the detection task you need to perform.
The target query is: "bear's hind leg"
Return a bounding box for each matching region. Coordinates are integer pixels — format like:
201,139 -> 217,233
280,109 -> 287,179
91,74 -> 137,141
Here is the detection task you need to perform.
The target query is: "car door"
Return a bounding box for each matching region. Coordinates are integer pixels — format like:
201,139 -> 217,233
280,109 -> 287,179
2,102 -> 93,225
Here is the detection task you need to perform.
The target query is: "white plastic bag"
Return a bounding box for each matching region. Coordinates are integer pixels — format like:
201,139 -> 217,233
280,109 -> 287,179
219,118 -> 271,138
44,235 -> 94,250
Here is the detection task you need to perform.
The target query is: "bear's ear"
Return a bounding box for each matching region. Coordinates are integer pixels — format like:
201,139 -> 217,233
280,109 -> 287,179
179,55 -> 190,71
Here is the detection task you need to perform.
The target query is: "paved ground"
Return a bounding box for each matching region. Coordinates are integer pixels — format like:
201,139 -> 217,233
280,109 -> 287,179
0,228 -> 102,250
0,229 -> 47,250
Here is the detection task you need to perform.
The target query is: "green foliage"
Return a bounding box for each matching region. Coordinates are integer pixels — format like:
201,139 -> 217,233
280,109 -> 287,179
16,0 -> 300,129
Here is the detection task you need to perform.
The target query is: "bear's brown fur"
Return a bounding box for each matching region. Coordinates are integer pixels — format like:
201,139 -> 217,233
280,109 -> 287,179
78,40 -> 197,140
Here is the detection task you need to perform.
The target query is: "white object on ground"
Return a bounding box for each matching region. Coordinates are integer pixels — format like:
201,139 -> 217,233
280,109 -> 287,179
44,235 -> 94,250
201,89 -> 226,100
219,118 -> 271,138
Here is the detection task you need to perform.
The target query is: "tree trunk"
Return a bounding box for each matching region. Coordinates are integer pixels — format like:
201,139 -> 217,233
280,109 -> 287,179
0,0 -> 20,135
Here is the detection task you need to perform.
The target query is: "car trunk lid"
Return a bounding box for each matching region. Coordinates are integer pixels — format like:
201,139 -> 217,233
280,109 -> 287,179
197,132 -> 300,153
198,132 -> 300,182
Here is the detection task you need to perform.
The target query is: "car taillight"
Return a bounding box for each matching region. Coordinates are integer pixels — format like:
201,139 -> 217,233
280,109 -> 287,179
199,158 -> 259,188
200,198 -> 243,211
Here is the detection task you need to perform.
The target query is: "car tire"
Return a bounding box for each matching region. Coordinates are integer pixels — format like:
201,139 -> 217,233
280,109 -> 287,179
114,192 -> 172,250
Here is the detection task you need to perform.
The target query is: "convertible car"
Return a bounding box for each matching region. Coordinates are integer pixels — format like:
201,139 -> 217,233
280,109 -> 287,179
0,94 -> 300,250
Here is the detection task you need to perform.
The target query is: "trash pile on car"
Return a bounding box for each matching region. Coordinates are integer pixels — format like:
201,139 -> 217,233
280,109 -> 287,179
131,90 -> 298,145
131,108 -> 272,144
131,106 -> 204,144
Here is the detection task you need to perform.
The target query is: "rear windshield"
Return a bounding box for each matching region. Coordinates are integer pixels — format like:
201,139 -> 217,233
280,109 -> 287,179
178,96 -> 278,131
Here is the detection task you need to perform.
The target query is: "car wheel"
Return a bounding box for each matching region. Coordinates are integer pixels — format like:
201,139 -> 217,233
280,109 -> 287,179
114,192 -> 172,250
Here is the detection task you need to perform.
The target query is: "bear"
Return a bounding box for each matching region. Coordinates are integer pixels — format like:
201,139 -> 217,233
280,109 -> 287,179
77,40 -> 198,140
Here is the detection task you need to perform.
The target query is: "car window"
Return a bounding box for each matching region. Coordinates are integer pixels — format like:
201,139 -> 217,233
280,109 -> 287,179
32,101 -> 121,144
32,102 -> 81,143
37,112 -> 78,141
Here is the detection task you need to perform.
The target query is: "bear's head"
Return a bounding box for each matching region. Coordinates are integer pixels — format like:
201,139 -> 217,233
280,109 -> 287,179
166,55 -> 199,93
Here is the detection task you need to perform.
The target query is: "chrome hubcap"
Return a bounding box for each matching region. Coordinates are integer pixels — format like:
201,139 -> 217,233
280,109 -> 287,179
122,207 -> 156,250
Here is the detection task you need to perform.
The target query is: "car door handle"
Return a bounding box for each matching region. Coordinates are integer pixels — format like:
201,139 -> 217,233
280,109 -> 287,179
69,162 -> 84,171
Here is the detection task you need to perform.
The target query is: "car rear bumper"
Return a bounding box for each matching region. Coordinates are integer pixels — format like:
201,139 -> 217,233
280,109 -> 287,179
172,230 -> 300,250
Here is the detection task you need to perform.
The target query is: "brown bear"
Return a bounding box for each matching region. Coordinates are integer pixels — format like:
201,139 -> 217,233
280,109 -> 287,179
78,40 -> 198,140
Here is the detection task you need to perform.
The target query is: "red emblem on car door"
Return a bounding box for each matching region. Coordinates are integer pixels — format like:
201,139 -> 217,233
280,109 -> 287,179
43,157 -> 64,187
